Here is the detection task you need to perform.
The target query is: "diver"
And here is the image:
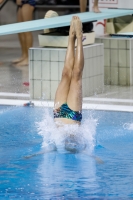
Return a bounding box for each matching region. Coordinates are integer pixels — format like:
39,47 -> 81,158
53,16 -> 85,152
53,16 -> 83,126
24,16 -> 86,157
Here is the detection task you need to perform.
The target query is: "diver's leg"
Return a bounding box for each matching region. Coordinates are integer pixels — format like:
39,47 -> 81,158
93,0 -> 101,13
79,0 -> 87,12
67,16 -> 84,111
54,17 -> 76,109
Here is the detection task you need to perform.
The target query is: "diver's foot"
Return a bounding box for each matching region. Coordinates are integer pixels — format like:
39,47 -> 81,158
69,16 -> 76,38
93,6 -> 101,13
15,58 -> 29,66
73,16 -> 83,38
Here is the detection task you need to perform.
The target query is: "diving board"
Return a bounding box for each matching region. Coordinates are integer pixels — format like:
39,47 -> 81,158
0,9 -> 133,35
118,32 -> 133,35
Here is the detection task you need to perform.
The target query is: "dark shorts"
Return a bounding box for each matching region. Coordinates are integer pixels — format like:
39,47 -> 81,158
54,103 -> 82,122
22,0 -> 36,7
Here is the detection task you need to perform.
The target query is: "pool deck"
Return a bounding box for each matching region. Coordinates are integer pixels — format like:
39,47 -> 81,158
1,32 -> 133,112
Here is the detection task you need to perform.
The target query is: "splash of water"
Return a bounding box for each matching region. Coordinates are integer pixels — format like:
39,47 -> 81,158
123,123 -> 133,130
36,108 -> 97,154
0,106 -> 15,114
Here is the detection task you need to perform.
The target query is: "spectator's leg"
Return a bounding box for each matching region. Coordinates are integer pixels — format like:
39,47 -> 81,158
12,7 -> 27,64
0,0 -> 5,64
93,0 -> 101,13
79,0 -> 87,12
0,0 -> 4,3
16,4 -> 34,66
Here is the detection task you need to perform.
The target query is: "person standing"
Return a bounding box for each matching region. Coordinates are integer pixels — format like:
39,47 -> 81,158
79,0 -> 100,13
0,0 -> 4,65
13,0 -> 36,66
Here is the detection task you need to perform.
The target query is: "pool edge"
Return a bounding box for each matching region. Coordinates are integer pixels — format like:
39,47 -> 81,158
1,99 -> 133,112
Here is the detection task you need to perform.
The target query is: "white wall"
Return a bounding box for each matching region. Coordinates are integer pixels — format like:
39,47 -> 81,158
89,0 -> 133,10
118,0 -> 133,9
89,0 -> 133,36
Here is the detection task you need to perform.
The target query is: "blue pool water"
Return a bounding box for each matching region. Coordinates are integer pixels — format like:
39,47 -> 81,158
0,105 -> 133,199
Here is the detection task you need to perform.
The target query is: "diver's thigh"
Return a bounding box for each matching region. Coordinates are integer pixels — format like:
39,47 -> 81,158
67,78 -> 82,111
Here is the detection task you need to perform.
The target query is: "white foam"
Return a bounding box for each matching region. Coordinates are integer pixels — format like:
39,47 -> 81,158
123,123 -> 133,130
36,108 -> 97,154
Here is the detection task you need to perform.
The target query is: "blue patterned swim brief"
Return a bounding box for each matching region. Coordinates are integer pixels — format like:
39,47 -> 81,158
54,103 -> 82,122
22,0 -> 36,7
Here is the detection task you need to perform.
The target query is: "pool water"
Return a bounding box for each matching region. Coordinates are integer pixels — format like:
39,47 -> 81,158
0,105 -> 133,199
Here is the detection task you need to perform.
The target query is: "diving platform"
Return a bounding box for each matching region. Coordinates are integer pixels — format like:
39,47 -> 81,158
0,9 -> 133,35
29,43 -> 104,100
